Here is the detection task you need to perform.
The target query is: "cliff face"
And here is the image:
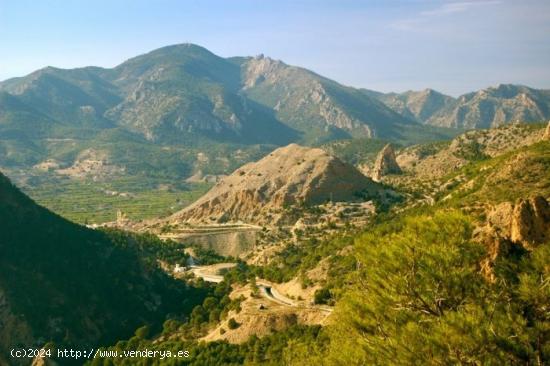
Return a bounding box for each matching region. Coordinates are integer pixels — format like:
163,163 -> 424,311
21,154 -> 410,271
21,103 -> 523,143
162,144 -> 380,225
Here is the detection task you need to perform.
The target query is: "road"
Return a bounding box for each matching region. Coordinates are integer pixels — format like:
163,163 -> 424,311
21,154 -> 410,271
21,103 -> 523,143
190,263 -> 332,313
189,263 -> 236,283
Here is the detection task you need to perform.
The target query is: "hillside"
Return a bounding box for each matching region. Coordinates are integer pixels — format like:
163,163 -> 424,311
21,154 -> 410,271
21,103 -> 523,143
149,144 -> 381,227
0,171 -> 204,361
84,122 -> 550,366
367,84 -> 550,128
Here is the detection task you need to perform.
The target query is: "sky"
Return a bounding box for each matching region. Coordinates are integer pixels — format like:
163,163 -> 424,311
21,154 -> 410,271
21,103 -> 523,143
0,0 -> 549,96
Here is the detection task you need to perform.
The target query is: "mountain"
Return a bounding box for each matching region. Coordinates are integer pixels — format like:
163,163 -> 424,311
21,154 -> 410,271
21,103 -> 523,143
153,143 -> 381,226
437,84 -> 550,128
0,44 -> 413,150
366,84 -> 550,128
236,54 -> 413,142
0,171 -> 201,360
102,45 -> 299,145
362,88 -> 456,124
0,67 -> 119,129
0,44 -> 438,196
0,92 -> 54,166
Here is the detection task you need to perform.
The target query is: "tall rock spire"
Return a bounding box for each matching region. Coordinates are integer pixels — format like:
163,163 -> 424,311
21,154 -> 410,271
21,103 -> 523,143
372,144 -> 402,182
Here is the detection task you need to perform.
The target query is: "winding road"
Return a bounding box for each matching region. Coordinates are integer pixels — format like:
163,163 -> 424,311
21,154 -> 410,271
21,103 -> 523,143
190,263 -> 332,313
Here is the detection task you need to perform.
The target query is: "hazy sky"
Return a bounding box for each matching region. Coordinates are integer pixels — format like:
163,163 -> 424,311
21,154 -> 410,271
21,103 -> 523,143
1,0 -> 549,96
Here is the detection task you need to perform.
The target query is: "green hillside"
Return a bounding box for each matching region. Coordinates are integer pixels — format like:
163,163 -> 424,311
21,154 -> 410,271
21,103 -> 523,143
0,172 -> 207,359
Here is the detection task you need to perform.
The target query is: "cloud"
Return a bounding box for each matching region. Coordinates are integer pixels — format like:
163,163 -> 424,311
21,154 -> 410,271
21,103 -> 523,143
391,1 -> 501,31
420,1 -> 500,16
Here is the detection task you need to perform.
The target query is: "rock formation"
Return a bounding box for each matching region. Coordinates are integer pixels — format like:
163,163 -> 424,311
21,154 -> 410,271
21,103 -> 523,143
483,196 -> 550,250
510,196 -> 550,249
159,144 -> 380,225
372,144 -> 402,181
478,196 -> 550,280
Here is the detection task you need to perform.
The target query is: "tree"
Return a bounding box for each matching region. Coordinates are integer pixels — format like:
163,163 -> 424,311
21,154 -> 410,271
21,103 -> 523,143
228,318 -> 240,330
313,288 -> 332,305
328,211 -> 498,365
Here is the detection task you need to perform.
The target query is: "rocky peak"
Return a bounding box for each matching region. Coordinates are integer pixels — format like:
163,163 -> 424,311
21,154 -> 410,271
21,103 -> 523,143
242,56 -> 286,89
372,144 -> 402,182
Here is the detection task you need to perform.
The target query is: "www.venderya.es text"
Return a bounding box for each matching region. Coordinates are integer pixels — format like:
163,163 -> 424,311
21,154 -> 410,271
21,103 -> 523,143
11,348 -> 190,361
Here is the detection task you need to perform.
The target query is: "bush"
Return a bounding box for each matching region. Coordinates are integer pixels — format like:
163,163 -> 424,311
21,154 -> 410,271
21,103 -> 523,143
314,288 -> 332,305
227,318 -> 240,330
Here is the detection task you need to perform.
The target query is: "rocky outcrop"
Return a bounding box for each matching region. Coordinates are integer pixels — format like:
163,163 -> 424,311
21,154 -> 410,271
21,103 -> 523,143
157,144 -> 380,225
482,196 -> 550,251
372,144 -> 401,181
478,196 -> 550,280
32,355 -> 58,366
510,196 -> 550,249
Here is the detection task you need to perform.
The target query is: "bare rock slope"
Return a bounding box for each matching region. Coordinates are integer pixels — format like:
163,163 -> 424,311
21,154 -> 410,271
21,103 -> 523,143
165,144 -> 380,225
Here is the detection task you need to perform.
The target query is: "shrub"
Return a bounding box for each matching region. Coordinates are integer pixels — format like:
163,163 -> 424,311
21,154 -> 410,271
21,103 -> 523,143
227,318 -> 240,330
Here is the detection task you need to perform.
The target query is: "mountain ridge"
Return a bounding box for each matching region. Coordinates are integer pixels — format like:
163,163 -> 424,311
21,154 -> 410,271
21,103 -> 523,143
365,84 -> 550,128
0,43 -> 412,147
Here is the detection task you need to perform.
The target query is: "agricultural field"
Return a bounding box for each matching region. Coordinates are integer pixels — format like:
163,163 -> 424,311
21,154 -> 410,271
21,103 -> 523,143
21,176 -> 211,224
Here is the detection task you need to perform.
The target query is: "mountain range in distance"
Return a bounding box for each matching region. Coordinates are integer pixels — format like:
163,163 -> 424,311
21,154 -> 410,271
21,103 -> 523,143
1,43 -> 549,180
363,84 -> 550,129
2,44 -> 549,142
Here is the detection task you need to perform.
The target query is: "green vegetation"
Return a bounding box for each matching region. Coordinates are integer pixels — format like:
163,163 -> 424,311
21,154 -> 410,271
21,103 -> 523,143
327,210 -> 549,365
87,325 -> 325,366
161,279 -> 245,340
191,246 -> 234,265
441,140 -> 550,207
227,318 -> 240,330
313,288 -> 333,305
101,229 -> 190,266
0,173 -> 208,353
21,175 -> 211,224
225,234 -> 355,288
